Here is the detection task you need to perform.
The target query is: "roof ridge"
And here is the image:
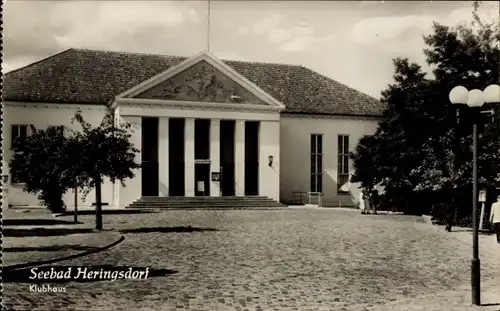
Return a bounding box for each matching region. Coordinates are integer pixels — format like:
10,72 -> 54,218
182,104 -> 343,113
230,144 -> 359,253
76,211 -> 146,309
71,48 -> 188,59
224,58 -> 301,68
77,48 -> 299,67
66,48 -> 300,68
3,48 -> 75,76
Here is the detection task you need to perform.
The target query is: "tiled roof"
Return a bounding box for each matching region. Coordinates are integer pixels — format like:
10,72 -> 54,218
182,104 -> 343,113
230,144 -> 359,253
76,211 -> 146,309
3,49 -> 384,116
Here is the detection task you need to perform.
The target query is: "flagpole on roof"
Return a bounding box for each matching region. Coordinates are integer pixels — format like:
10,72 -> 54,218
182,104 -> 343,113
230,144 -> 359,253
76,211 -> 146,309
207,0 -> 211,52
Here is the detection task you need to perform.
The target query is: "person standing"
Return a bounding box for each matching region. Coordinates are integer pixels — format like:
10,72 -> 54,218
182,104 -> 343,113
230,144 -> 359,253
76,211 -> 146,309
490,195 -> 500,244
359,191 -> 366,214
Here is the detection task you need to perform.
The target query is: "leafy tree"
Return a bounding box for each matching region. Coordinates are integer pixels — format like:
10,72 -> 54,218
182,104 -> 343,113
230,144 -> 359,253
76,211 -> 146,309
69,110 -> 140,230
9,126 -> 74,213
351,58 -> 433,214
351,1 -> 499,219
413,6 -> 500,226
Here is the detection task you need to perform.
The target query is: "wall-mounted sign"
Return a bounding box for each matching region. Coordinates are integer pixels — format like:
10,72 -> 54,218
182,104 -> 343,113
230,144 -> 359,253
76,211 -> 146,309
195,159 -> 211,164
478,190 -> 486,202
211,172 -> 221,182
197,181 -> 205,192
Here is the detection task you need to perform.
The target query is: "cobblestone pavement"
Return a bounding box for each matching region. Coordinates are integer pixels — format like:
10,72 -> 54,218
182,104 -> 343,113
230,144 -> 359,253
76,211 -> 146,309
3,232 -> 122,266
2,208 -> 122,267
3,209 -> 500,311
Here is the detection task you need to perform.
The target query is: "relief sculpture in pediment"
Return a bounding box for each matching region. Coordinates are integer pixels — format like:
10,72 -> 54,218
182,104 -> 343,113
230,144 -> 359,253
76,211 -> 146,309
135,61 -> 266,105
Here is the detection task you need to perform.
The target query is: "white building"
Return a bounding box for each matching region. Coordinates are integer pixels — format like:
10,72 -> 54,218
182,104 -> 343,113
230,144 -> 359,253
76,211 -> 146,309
2,49 -> 384,209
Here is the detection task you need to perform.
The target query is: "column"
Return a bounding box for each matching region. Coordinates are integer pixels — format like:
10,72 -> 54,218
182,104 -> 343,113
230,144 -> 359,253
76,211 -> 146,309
119,116 -> 142,208
158,118 -> 169,196
235,120 -> 245,196
210,119 -> 221,196
184,118 -> 195,197
259,121 -> 280,202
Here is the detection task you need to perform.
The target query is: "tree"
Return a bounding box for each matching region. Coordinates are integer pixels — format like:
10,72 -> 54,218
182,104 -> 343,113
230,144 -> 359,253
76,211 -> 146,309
69,110 -> 140,230
9,126 -> 74,213
351,1 -> 499,218
350,134 -> 382,191
351,58 -> 433,214
413,7 -> 500,226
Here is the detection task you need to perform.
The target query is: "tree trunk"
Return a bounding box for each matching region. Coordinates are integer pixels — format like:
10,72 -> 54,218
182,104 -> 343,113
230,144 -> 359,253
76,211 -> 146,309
95,174 -> 103,230
74,181 -> 78,224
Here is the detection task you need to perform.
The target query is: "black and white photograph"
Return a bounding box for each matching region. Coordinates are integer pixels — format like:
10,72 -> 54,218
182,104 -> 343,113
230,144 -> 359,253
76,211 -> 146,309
1,1 -> 500,310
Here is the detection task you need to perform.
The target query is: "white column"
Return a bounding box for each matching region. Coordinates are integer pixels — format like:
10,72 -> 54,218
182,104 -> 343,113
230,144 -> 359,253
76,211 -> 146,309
119,116 -> 142,208
235,120 -> 245,196
184,118 -> 195,197
158,118 -> 169,197
210,119 -> 221,196
259,121 -> 280,202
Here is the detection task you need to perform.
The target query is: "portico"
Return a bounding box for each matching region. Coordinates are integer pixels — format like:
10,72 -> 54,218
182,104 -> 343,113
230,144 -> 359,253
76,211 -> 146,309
140,116 -> 264,198
111,51 -> 284,207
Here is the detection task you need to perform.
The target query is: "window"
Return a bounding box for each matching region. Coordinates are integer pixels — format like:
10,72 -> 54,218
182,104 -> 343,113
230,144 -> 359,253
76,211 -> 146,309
337,134 -> 350,193
11,125 -> 28,150
310,134 -> 323,193
10,125 -> 29,184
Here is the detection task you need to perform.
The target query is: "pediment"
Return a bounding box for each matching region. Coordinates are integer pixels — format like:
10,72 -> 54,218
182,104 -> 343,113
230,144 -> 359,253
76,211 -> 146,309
133,60 -> 268,105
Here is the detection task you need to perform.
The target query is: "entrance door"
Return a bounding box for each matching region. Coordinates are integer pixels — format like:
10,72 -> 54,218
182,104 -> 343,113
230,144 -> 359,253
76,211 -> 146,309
194,119 -> 211,196
142,161 -> 159,196
220,120 -> 235,196
220,163 -> 235,196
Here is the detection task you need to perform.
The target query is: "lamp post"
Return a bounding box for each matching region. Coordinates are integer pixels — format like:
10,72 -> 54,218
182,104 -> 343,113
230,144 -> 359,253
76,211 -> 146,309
449,83 -> 500,306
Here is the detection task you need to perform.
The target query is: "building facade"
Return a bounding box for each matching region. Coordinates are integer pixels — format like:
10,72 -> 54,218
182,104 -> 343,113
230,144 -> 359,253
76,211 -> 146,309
2,49 -> 384,209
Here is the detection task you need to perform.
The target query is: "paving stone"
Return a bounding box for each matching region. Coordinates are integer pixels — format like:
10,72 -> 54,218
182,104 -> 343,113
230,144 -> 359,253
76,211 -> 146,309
2,209 -> 500,310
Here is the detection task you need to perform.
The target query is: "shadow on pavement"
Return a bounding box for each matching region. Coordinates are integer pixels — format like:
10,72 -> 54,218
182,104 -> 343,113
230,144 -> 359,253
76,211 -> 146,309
3,245 -> 99,252
3,228 -> 95,237
119,226 -> 219,234
3,265 -> 177,283
481,303 -> 500,307
449,227 -> 495,235
3,219 -> 83,226
55,209 -> 160,217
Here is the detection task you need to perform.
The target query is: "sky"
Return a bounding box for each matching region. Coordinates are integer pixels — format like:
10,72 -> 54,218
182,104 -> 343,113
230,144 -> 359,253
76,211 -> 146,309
3,0 -> 499,99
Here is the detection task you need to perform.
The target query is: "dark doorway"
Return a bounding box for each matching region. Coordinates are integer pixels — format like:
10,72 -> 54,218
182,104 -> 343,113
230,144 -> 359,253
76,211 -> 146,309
245,121 -> 260,195
141,117 -> 159,196
220,120 -> 235,196
195,119 -> 211,196
168,118 -> 185,196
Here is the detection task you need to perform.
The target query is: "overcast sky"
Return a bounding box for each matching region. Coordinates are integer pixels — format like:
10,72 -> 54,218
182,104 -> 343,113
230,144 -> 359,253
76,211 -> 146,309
3,1 -> 499,99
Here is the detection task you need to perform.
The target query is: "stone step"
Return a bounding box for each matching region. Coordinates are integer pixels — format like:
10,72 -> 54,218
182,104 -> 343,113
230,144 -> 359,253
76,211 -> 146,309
129,202 -> 285,208
127,203 -> 287,208
125,196 -> 285,209
129,199 -> 280,203
137,197 -> 270,201
134,200 -> 273,204
129,206 -> 287,210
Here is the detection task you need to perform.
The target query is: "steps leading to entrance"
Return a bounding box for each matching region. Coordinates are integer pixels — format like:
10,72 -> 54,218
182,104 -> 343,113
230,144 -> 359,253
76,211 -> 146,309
126,196 -> 287,209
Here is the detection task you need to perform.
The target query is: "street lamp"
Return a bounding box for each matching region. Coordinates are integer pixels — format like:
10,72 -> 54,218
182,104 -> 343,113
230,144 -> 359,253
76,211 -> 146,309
449,83 -> 500,306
